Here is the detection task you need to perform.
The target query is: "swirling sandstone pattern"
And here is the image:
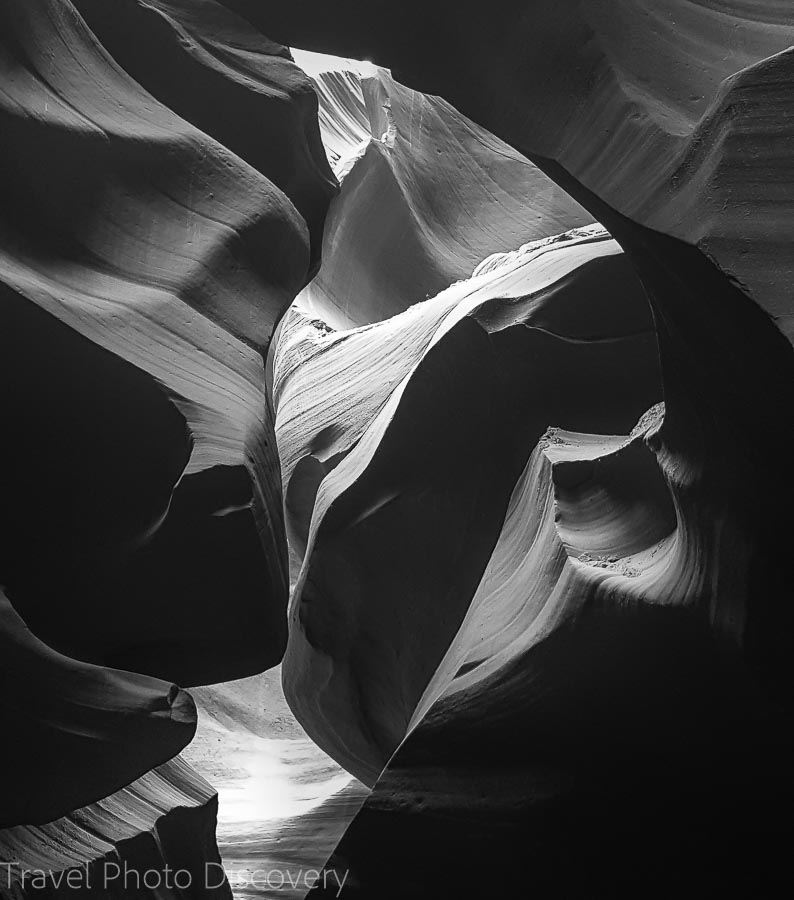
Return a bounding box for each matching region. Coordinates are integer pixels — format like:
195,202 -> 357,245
71,0 -> 336,274
0,0 -> 335,872
2,2 -> 793,896
251,8 -> 794,893
0,757 -> 231,898
312,411 -> 794,896
275,228 -> 663,784
297,61 -> 592,326
234,0 -> 794,327
0,0 -> 333,689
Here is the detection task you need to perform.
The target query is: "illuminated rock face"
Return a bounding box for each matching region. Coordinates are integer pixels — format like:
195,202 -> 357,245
2,2 -> 793,897
233,0 -> 794,332
0,757 -> 232,900
182,669 -> 369,898
0,0 -> 338,691
258,3 -> 794,895
277,224 -> 794,894
275,227 -> 664,784
299,63 -> 592,327
0,0 -> 333,864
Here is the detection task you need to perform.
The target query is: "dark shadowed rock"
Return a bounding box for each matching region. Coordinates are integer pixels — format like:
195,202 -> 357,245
0,590 -> 195,827
0,0 -> 334,686
275,228 -> 663,784
0,756 -> 232,898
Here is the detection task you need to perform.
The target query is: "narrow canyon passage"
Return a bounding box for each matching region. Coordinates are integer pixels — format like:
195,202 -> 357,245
183,668 -> 367,899
1,4 -> 792,899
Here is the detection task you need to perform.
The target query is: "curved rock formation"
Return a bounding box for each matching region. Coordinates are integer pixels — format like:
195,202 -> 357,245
232,1 -> 794,332
183,669 -> 368,898
3,3 -> 793,896
275,227 -> 663,783
224,13 -> 794,894
0,0 -> 340,879
296,59 -> 592,326
291,51 -> 372,169
0,0 -> 334,686
311,421 -> 794,898
0,590 -> 195,827
0,756 -> 231,898
71,0 -> 336,275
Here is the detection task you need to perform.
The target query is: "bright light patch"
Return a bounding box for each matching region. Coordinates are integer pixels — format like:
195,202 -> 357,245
291,47 -> 378,79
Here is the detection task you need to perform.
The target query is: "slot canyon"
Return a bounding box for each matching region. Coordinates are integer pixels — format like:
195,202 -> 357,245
1,2 -> 792,898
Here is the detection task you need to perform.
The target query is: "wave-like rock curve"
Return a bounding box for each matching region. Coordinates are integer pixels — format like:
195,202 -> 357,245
0,590 -> 195,827
223,15 -> 794,894
312,405 -> 794,897
296,61 -> 593,326
0,756 -> 231,898
3,4 -> 793,896
71,0 -> 337,275
237,0 -> 794,336
0,0 -> 334,686
275,227 -> 662,784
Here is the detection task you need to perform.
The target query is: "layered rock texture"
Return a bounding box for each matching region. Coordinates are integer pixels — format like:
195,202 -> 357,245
278,224 -> 794,894
3,2 -> 793,898
275,225 -> 664,782
0,0 -> 335,692
0,590 -> 196,827
263,4 -> 794,895
0,0 -> 336,887
296,55 -> 592,326
0,757 -> 231,899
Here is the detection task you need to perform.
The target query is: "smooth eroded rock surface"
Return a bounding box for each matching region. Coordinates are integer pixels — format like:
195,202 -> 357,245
3,4 -> 793,897
297,58 -> 592,326
184,669 -> 368,899
0,590 -> 195,827
0,0 -> 334,687
0,756 -> 231,898
275,227 -> 663,784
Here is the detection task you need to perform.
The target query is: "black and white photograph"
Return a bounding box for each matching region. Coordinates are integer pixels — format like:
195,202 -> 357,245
1,2 -> 793,897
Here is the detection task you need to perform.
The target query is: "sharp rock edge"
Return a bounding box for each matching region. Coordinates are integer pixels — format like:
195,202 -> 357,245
0,0 -> 332,865
297,61 -> 593,328
275,228 -> 664,785
1,1 -> 793,897
0,0 -> 335,691
253,2 -> 794,895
